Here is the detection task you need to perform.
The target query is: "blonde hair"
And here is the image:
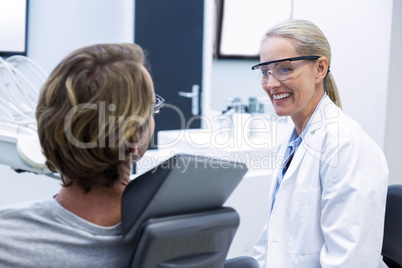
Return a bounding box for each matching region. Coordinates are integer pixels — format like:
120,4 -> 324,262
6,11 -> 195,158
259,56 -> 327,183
265,19 -> 342,108
36,43 -> 153,191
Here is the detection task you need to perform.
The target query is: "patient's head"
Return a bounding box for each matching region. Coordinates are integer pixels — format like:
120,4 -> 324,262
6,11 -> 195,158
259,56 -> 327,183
36,43 -> 155,192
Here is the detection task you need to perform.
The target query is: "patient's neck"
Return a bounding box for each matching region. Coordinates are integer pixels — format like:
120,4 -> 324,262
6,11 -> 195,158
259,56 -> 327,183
55,181 -> 127,227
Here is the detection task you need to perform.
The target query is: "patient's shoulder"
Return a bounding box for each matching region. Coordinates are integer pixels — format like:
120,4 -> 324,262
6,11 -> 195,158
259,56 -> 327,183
0,198 -> 55,220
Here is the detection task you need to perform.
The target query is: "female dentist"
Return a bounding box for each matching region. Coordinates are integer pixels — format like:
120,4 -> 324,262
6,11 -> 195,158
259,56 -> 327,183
252,19 -> 388,267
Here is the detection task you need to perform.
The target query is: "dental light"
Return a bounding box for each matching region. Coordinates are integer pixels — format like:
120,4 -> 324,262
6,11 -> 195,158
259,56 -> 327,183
0,55 -> 52,176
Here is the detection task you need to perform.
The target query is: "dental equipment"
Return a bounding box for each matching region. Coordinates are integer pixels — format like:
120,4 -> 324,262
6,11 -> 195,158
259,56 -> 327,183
0,55 -> 52,175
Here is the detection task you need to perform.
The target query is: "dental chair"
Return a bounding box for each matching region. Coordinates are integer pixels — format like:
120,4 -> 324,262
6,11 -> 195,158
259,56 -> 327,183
121,154 -> 259,268
382,184 -> 402,268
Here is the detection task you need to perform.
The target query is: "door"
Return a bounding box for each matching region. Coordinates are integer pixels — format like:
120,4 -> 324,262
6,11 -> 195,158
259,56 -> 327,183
135,0 -> 204,148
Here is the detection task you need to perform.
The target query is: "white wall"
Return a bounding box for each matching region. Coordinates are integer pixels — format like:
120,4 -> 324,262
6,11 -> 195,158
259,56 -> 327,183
210,59 -> 262,111
294,0 -> 392,150
210,0 -> 393,151
384,0 -> 402,185
27,0 -> 134,73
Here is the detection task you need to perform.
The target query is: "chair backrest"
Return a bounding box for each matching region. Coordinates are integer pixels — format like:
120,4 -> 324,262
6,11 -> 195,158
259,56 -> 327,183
224,256 -> 260,268
121,154 -> 248,268
382,184 -> 402,267
131,207 -> 239,268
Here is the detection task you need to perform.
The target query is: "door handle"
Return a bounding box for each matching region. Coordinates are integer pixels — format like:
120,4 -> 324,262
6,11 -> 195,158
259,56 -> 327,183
178,84 -> 199,116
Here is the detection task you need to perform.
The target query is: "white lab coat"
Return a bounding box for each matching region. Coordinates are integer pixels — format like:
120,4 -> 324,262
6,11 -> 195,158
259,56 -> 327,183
254,95 -> 389,268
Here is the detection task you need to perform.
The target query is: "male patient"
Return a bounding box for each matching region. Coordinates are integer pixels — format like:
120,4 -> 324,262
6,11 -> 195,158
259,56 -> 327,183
0,43 -> 160,267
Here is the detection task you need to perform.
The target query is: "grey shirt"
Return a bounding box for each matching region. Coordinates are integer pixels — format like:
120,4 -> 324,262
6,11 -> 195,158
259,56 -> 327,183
0,198 -> 134,267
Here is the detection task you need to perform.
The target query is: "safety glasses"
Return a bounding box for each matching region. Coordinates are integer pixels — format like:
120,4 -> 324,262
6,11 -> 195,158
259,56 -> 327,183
251,56 -> 320,84
152,94 -> 165,114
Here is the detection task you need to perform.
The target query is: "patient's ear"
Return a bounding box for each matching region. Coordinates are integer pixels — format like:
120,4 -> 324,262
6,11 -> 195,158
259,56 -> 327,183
129,129 -> 146,163
129,145 -> 140,162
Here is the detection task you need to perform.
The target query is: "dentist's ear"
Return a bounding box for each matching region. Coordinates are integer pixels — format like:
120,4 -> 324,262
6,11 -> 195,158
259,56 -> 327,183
129,145 -> 137,154
315,57 -> 329,84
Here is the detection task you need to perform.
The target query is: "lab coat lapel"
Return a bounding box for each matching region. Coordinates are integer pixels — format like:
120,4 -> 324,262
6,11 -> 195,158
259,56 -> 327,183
282,95 -> 333,182
282,137 -> 308,181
